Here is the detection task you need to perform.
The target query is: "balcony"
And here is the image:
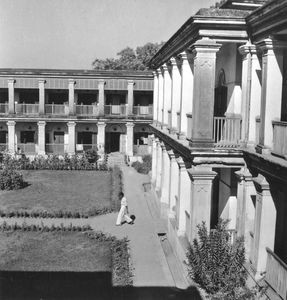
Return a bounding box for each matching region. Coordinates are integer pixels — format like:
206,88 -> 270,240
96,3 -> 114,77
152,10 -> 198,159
76,104 -> 99,117
45,104 -> 69,116
272,121 -> 287,159
213,116 -> 242,147
45,144 -> 68,154
15,103 -> 39,115
0,103 -> 8,115
17,143 -> 36,155
104,104 -> 127,117
265,248 -> 287,300
133,105 -> 153,119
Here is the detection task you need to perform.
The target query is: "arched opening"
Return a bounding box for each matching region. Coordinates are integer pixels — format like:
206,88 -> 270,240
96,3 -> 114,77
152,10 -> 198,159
214,69 -> 228,117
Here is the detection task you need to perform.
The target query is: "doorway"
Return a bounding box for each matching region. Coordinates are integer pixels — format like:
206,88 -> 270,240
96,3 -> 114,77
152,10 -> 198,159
105,132 -> 120,153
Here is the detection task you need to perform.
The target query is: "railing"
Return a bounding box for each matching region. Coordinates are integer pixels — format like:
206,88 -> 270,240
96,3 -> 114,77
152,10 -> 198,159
272,121 -> 287,159
265,248 -> 287,300
133,105 -> 153,118
255,116 -> 260,145
133,145 -> 149,156
186,113 -> 192,140
0,143 -> 8,151
45,104 -> 69,116
0,103 -> 8,114
17,143 -> 36,154
76,144 -> 97,152
104,104 -> 127,117
167,110 -> 172,130
45,144 -> 68,154
213,116 -> 242,147
76,104 -> 99,116
15,103 -> 39,115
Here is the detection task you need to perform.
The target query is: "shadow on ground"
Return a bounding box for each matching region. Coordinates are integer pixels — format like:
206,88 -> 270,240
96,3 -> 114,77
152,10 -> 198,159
0,271 -> 202,300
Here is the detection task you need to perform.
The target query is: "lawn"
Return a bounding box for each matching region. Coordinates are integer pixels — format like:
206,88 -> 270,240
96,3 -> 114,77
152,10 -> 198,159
0,170 -> 112,215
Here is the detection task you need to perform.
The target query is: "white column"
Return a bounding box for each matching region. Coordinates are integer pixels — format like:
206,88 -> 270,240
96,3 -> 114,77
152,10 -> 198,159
256,39 -> 285,153
169,150 -> 178,218
8,79 -> 15,114
170,57 -> 181,131
180,51 -> 194,136
155,140 -> 162,193
67,121 -> 76,155
160,145 -> 171,215
127,80 -> 134,116
39,79 -> 46,115
126,122 -> 134,156
68,79 -> 76,115
151,137 -> 158,185
97,121 -> 106,153
251,175 -> 276,279
153,71 -> 159,123
162,64 -> 171,127
98,80 -> 105,116
157,68 -> 164,126
37,121 -> 46,155
7,121 -> 16,154
177,157 -> 191,236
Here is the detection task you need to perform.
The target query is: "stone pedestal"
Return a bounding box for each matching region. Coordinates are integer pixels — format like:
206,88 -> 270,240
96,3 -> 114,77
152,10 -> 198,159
126,123 -> 134,156
97,121 -> 106,153
8,79 -> 15,114
39,80 -> 46,115
190,38 -> 221,147
67,122 -> 76,155
251,175 -> 276,279
256,39 -> 286,153
153,71 -> 159,123
7,121 -> 16,154
188,166 -> 217,241
180,51 -> 193,136
170,58 -> 181,131
98,80 -> 105,116
68,80 -> 76,115
37,121 -> 46,155
127,80 -> 134,116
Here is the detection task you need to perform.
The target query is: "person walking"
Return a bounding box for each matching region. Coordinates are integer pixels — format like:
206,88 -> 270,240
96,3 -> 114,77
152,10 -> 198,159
116,192 -> 133,226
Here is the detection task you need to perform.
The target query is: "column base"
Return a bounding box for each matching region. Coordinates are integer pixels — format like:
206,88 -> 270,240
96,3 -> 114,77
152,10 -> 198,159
255,144 -> 271,155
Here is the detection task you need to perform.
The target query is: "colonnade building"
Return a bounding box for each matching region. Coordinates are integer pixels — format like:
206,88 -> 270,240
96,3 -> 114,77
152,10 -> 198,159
149,0 -> 287,297
0,69 -> 153,157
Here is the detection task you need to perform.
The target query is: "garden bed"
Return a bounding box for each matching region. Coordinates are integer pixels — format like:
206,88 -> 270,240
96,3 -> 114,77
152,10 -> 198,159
0,170 -> 113,217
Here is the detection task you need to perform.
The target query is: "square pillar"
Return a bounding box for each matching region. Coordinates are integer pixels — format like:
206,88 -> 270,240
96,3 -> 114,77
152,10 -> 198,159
159,143 -> 170,217
256,39 -> 286,153
98,80 -> 105,116
157,68 -> 164,126
38,79 -> 46,115
153,72 -> 159,123
126,122 -> 134,156
7,121 -> 16,154
67,121 -> 76,155
155,140 -> 162,193
37,121 -> 46,156
251,175 -> 276,279
180,51 -> 194,136
190,38 -> 221,147
162,64 -> 172,127
127,80 -> 134,116
97,121 -> 106,153
68,79 -> 76,115
151,136 -> 158,185
168,150 -> 178,218
170,58 -> 181,131
177,157 -> 191,236
188,166 -> 217,241
8,79 -> 15,114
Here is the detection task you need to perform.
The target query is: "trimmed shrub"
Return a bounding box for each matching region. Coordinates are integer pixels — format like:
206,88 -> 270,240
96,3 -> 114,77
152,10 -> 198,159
186,219 -> 257,299
0,169 -> 26,190
131,155 -> 152,174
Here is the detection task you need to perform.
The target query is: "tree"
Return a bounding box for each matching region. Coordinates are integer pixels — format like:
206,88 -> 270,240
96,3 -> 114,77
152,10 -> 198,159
92,42 -> 165,71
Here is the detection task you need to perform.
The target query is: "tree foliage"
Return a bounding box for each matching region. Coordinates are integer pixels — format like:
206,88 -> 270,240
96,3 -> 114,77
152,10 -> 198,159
186,219 -> 257,299
92,42 -> 165,71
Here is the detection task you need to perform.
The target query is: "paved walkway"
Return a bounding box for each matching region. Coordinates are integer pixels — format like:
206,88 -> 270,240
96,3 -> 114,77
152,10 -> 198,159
0,165 -> 202,299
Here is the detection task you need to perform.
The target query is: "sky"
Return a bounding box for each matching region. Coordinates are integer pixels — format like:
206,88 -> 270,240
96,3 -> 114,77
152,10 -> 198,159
0,0 -> 216,69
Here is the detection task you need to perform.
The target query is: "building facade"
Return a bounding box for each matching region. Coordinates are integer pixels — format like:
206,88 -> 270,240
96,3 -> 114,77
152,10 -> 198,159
0,69 -> 153,157
149,0 -> 287,297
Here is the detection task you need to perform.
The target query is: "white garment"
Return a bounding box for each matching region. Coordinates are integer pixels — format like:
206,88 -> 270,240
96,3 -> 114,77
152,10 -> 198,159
116,197 -> 132,225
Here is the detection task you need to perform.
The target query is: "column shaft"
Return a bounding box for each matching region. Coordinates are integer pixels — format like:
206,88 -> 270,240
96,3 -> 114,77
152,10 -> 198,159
97,122 -> 106,153
163,64 -> 171,127
68,80 -> 76,115
7,121 -> 16,154
151,137 -> 158,185
153,72 -> 159,123
127,80 -> 134,116
67,122 -> 76,154
157,69 -> 164,126
170,58 -> 181,131
126,123 -> 134,156
37,121 -> 46,155
39,80 -> 46,115
8,79 -> 15,114
98,80 -> 105,116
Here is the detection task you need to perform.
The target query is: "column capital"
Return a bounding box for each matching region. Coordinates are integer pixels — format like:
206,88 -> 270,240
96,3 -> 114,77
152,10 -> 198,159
7,120 -> 16,126
37,121 -> 46,126
257,38 -> 287,55
67,121 -> 76,127
170,57 -> 179,67
167,149 -> 176,160
160,141 -> 166,151
157,67 -> 163,75
38,79 -> 46,85
235,167 -> 253,182
188,166 -> 217,181
126,122 -> 134,128
252,174 -> 270,193
97,121 -> 106,128
179,51 -> 190,61
127,80 -> 134,86
68,79 -> 76,85
98,79 -> 106,86
191,38 -> 221,55
162,64 -> 169,72
8,79 -> 15,84
176,156 -> 186,170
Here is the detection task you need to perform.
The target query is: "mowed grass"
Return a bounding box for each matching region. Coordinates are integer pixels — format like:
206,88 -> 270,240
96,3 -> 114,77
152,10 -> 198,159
0,231 -> 111,272
0,170 -> 112,214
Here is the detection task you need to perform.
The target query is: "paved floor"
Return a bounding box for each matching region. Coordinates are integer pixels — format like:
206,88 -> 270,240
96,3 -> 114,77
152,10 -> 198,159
0,165 -> 202,299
